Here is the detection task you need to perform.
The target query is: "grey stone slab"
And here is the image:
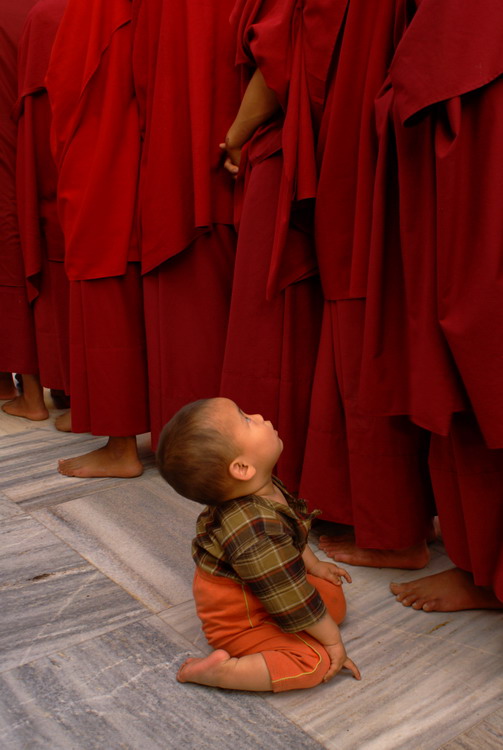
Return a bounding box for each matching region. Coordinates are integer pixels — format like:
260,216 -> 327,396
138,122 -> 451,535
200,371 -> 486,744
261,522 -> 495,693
441,710 -> 503,750
33,474 -> 199,612
0,491 -> 23,519
265,618 -> 503,750
0,616 -> 324,750
0,431 -> 155,509
0,515 -> 148,673
158,600 -> 209,653
316,544 -> 503,656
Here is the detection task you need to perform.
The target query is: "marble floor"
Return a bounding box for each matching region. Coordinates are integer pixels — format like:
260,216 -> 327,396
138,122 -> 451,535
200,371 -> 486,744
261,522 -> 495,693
0,394 -> 502,750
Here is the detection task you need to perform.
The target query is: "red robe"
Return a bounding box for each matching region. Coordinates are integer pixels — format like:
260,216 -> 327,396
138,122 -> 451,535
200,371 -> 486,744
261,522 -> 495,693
14,0 -> 69,392
361,0 -> 503,596
132,0 -> 240,447
220,0 -> 346,492
46,0 -> 149,435
299,0 -> 435,546
0,0 -> 40,375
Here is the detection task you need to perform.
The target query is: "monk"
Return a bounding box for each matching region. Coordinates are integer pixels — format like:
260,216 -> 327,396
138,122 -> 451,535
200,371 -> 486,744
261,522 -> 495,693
358,0 -> 503,609
219,0 -> 350,493
11,0 -> 71,431
132,0 -> 240,450
0,0 -> 44,420
300,0 -> 435,568
46,0 -> 149,477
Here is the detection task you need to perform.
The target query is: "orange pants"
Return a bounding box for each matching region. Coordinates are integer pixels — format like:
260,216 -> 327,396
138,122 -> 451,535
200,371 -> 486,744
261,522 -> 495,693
193,568 -> 347,692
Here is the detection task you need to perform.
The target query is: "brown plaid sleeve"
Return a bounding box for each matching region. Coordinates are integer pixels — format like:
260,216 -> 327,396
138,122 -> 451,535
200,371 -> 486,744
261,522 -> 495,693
217,499 -> 327,633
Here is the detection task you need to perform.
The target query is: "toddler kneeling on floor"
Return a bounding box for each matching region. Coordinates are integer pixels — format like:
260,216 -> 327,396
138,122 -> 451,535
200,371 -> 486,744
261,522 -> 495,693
156,397 -> 361,692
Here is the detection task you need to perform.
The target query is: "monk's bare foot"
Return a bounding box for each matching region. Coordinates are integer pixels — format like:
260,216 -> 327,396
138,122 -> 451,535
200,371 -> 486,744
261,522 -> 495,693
318,537 -> 430,569
0,372 -> 18,400
57,436 -> 143,478
1,374 -> 48,420
55,410 -> 72,432
390,568 -> 503,612
177,649 -> 230,686
2,394 -> 49,421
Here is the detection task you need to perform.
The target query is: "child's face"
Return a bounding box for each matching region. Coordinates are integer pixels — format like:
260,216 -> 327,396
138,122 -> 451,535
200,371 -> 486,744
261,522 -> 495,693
209,398 -> 283,472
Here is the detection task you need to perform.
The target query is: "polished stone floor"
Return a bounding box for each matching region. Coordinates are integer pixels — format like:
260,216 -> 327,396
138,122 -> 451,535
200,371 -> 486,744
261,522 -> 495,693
0,395 -> 502,749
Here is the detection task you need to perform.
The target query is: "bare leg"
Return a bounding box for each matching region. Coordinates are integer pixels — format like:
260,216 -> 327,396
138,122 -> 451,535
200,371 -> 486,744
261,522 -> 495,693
318,536 -> 430,569
0,372 -> 18,400
177,649 -> 272,692
390,568 -> 503,612
58,436 -> 143,478
55,410 -> 72,432
2,374 -> 49,420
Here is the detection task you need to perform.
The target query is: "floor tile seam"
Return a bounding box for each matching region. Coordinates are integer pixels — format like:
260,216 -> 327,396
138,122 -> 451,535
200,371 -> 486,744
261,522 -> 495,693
344,611 -> 502,656
0,609 -> 154,677
155,600 -> 197,618
145,612 -> 325,733
27,510 -> 165,615
0,473 -> 156,507
436,706 -> 503,749
268,713 -> 326,749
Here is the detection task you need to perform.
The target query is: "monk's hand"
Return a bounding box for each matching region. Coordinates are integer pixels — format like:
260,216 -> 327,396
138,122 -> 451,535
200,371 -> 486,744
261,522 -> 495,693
309,559 -> 352,585
323,642 -> 361,683
219,141 -> 241,177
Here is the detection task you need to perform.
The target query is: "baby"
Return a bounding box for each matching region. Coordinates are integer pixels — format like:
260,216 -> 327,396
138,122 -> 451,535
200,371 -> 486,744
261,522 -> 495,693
157,397 -> 361,692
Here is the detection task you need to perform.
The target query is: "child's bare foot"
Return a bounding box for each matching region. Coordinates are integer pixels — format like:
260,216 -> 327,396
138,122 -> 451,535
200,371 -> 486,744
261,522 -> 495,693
177,649 -> 231,686
55,410 -> 72,432
0,372 -> 18,400
318,537 -> 430,569
177,649 -> 272,691
2,394 -> 49,421
390,568 -> 503,611
57,436 -> 143,478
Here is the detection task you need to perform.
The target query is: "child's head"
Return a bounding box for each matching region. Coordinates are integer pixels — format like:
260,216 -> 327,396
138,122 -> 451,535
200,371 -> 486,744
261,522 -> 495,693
156,397 -> 283,505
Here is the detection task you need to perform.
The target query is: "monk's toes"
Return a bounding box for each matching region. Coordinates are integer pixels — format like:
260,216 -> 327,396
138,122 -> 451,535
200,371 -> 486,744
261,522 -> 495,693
411,599 -> 427,610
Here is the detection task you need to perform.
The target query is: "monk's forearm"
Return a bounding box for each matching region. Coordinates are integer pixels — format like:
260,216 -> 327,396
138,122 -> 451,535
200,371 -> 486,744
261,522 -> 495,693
225,68 -> 280,149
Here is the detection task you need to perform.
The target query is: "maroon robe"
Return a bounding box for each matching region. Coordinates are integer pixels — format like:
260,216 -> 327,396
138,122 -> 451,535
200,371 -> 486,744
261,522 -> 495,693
0,0 -> 40,375
220,0 -> 346,491
132,0 -> 240,447
15,0 -> 69,392
299,0 -> 435,546
46,0 -> 149,435
361,0 -> 503,596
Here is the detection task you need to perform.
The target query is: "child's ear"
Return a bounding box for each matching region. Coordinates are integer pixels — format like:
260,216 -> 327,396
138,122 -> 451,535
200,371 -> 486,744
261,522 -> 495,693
229,458 -> 256,482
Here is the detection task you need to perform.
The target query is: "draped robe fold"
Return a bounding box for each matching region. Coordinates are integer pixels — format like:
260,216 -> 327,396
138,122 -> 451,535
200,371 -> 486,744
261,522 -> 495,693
46,0 -> 149,436
0,0 -> 40,375
132,0 -> 240,448
359,0 -> 503,596
220,0 -> 347,492
299,0 -> 435,546
15,0 -> 69,392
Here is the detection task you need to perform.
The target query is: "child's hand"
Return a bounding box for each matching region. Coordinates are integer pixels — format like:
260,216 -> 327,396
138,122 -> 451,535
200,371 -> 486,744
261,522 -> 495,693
219,141 -> 241,178
323,641 -> 361,683
309,559 -> 352,585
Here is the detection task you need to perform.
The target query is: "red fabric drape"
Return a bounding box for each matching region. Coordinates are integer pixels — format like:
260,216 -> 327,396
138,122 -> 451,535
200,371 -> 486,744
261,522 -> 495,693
46,0 -> 140,281
231,0 -> 348,297
0,0 -> 40,374
132,0 -> 240,275
14,0 -> 69,391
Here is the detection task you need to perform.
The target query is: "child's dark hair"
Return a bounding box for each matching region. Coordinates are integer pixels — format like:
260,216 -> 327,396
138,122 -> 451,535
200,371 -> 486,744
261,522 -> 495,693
156,399 -> 235,505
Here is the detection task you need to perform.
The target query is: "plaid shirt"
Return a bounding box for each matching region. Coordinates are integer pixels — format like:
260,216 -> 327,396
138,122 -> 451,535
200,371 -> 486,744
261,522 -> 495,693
192,479 -> 326,633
